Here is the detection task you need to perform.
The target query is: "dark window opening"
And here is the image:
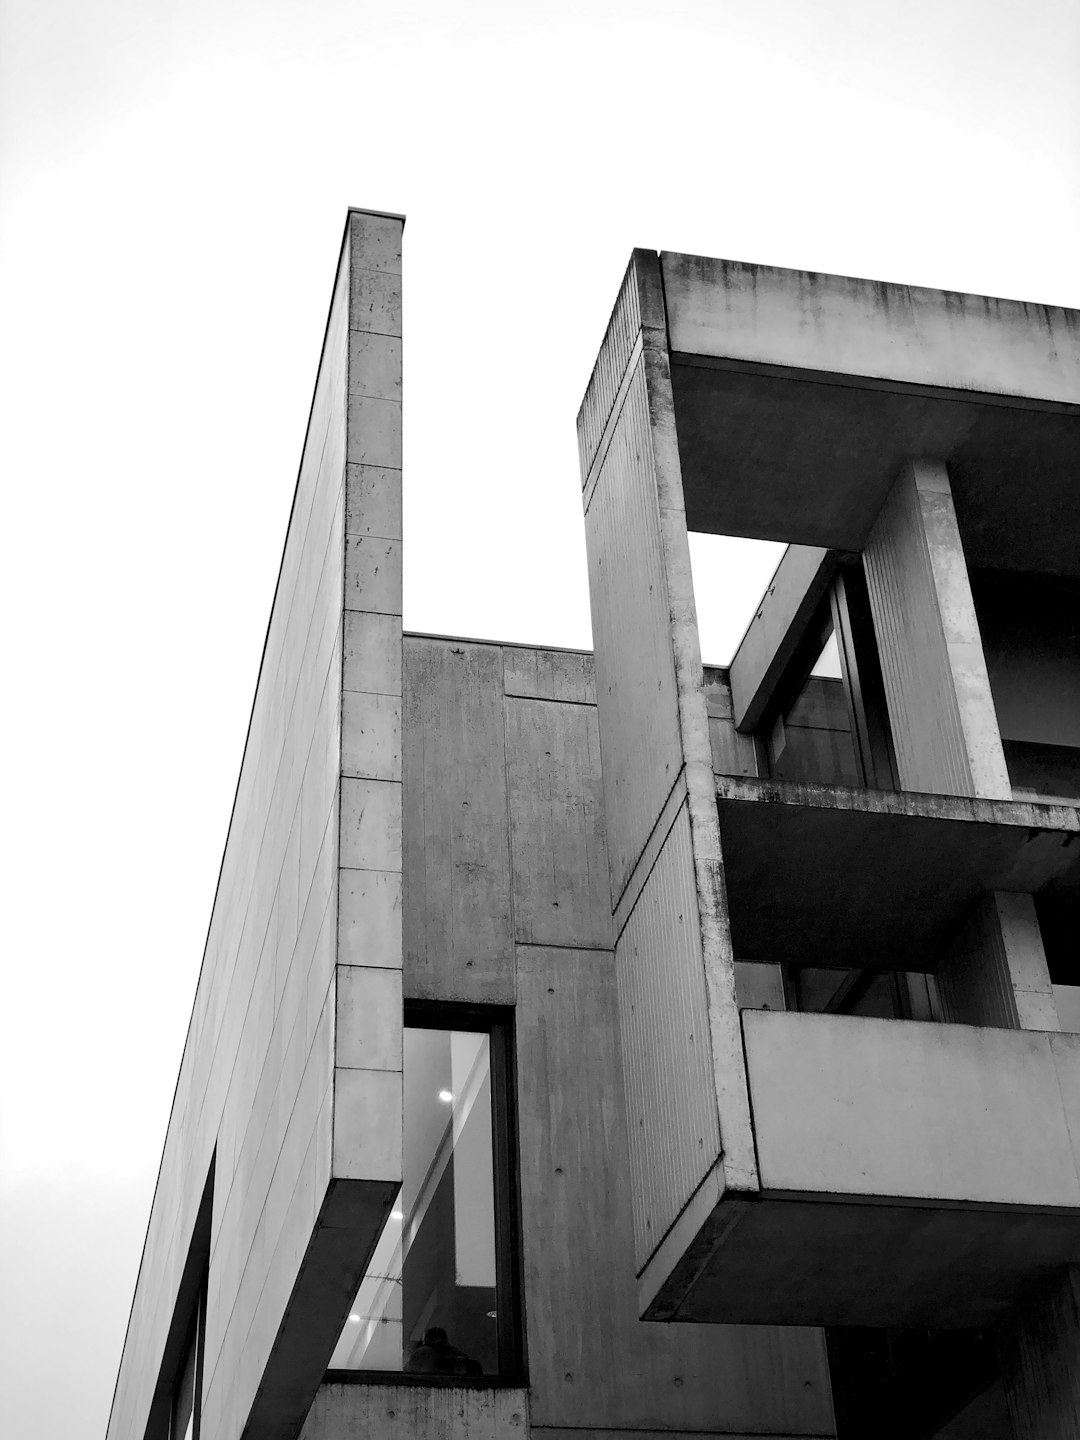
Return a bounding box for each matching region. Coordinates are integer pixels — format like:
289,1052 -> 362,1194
328,1008 -> 523,1383
734,961 -> 942,1022
757,562 -> 896,791
787,965 -> 941,1022
145,1158 -> 213,1440
168,1288 -> 206,1440
971,568 -> 1080,803
827,1326 -> 1009,1440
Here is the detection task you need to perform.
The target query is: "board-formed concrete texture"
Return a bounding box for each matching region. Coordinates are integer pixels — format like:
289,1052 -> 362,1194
577,246 -> 1080,1363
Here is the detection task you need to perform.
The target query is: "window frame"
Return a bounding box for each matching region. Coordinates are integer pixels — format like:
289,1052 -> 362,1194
326,1002 -> 526,1389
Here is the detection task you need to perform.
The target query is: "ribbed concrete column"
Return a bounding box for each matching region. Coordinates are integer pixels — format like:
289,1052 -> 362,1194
862,459 -> 1011,799
999,1268 -> 1080,1440
938,892 -> 1059,1031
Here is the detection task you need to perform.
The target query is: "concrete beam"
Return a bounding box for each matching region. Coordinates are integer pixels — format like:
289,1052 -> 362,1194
863,459 -> 1012,799
727,545 -> 835,733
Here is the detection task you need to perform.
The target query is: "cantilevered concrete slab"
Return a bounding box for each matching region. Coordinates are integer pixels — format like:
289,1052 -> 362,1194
663,254 -> 1080,576
647,1013 -> 1080,1331
715,775 -> 1079,970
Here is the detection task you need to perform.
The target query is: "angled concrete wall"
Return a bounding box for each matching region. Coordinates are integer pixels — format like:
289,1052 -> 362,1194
578,253 -> 756,1312
108,211 -> 404,1440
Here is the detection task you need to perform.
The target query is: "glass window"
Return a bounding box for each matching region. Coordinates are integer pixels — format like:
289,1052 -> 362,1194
329,1018 -> 519,1379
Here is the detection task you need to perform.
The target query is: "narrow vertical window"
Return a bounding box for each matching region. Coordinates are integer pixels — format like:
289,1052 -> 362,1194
329,1011 -> 521,1381
169,1283 -> 205,1440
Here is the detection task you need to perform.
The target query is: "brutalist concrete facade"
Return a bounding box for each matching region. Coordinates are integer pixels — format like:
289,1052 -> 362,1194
108,214 -> 1080,1440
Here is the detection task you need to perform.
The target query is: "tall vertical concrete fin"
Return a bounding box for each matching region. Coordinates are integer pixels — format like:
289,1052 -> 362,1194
862,458 -> 1011,799
108,213 -> 372,1440
938,892 -> 1060,1031
1000,1267 -> 1080,1440
578,251 -> 757,1306
236,210 -> 405,1440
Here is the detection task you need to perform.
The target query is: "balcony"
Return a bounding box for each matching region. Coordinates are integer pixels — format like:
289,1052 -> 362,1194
715,774 -> 1079,971
658,1010 -> 1080,1330
639,777 -> 1080,1330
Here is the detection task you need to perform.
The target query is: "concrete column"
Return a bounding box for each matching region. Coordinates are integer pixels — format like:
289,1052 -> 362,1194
999,1268 -> 1080,1440
938,892 -> 1059,1031
862,459 -> 1011,799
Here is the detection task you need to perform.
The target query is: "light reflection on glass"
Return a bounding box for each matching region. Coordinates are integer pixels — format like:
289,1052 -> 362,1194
330,1028 -> 498,1375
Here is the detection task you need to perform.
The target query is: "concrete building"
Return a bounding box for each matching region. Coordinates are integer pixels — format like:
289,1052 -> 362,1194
108,209 -> 1080,1440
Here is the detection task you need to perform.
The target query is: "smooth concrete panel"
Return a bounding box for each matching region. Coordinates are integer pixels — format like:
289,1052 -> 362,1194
345,464 -> 402,542
617,804 -> 721,1269
401,636 -> 514,1003
348,332 -> 402,402
505,695 -> 610,950
345,394 -> 402,469
502,643 -> 595,705
340,777 -> 402,872
582,354 -> 683,903
343,611 -> 401,696
337,869 -> 401,969
341,690 -> 401,782
331,1066 -> 402,1182
344,535 -> 402,616
335,966 -> 402,1071
744,1010 -> 1080,1208
348,268 -> 401,337
299,1383 -> 529,1439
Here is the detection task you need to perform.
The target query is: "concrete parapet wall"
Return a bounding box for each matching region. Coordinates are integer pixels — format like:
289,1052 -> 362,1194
745,1010 -> 1080,1208
661,252 -> 1080,407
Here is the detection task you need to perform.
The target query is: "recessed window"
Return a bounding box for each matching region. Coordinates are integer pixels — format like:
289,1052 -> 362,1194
168,1284 -> 205,1440
328,1011 -> 521,1381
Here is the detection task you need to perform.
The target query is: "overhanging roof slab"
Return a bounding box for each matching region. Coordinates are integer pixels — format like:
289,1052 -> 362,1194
715,776 -> 1080,970
662,253 -> 1080,576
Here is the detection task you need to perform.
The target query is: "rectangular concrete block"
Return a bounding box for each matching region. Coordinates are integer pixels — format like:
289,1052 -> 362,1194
332,1066 -> 402,1181
346,394 -> 401,469
344,536 -> 402,616
348,211 -> 402,275
341,691 -> 401,782
343,610 -> 402,696
346,464 -> 402,541
335,966 -> 402,1071
338,868 -> 402,968
348,332 -> 402,402
1015,989 -> 1061,1031
349,267 -> 402,337
340,777 -> 401,872
745,1010 -> 1080,1207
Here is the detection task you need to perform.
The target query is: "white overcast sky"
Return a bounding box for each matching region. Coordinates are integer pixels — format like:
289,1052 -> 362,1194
2,1 -> 1079,1435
